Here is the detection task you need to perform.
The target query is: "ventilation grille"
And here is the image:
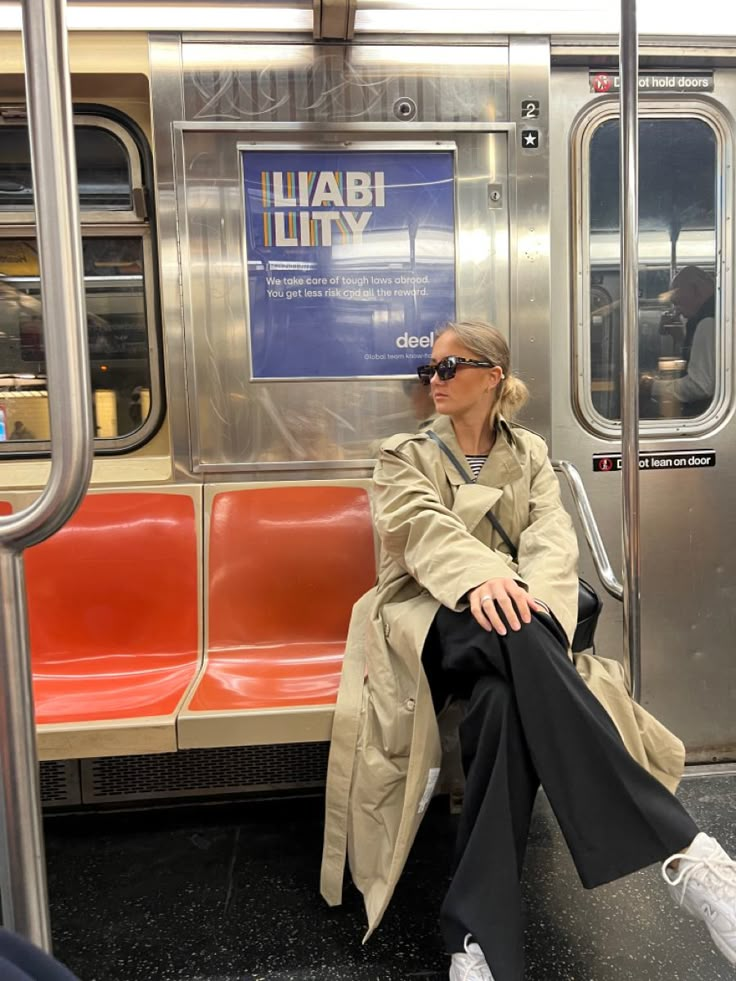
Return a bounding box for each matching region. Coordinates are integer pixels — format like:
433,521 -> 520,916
81,742 -> 330,803
40,760 -> 81,806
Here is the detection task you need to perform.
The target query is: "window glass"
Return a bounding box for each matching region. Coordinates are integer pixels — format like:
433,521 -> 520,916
587,118 -> 718,423
0,126 -> 133,212
0,237 -> 151,442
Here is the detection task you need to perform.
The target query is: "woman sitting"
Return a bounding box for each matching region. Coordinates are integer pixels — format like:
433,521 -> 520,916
321,319 -> 736,981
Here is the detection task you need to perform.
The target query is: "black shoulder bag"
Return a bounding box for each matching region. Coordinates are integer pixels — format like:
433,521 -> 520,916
426,430 -> 602,653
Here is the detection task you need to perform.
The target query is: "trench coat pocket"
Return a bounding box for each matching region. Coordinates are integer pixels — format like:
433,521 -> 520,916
360,686 -> 416,761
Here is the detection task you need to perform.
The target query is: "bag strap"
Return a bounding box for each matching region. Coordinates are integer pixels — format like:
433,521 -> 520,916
426,429 -> 518,561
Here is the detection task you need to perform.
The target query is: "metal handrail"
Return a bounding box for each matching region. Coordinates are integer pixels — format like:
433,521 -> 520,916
552,461 -> 624,603
620,0 -> 642,701
0,0 -> 94,951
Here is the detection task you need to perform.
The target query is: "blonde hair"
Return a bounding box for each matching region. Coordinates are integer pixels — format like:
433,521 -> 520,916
435,319 -> 529,422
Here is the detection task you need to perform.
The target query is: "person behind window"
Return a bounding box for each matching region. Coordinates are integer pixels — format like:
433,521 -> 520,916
321,319 -> 736,981
9,420 -> 34,440
402,377 -> 436,429
641,265 -> 716,417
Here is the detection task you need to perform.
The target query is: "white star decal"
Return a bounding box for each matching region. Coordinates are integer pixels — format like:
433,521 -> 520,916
523,132 -> 538,147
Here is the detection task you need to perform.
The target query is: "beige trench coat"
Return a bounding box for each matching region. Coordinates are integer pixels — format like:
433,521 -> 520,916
320,414 -> 685,939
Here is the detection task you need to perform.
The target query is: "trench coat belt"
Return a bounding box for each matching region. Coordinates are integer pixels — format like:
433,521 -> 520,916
320,638 -> 367,906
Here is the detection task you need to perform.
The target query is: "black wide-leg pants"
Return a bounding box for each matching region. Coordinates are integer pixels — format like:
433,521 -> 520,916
423,607 -> 698,981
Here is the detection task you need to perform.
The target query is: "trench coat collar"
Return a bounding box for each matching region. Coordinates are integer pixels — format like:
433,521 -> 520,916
427,414 -> 524,490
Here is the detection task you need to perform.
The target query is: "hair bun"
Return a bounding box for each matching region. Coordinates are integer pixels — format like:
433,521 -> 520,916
498,374 -> 529,419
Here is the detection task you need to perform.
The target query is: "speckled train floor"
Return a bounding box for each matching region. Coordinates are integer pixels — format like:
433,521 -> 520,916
45,772 -> 736,981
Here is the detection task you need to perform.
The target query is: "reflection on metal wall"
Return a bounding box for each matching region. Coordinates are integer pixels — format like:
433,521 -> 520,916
169,41 -> 513,471
177,125 -> 509,469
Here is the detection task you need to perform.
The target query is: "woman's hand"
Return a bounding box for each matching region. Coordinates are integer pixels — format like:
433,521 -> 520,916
468,578 -> 542,634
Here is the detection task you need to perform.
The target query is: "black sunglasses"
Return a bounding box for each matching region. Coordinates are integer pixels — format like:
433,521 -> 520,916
416,355 -> 497,385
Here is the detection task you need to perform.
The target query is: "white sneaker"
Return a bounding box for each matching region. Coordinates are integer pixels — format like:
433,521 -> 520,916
449,934 -> 494,981
662,831 -> 736,965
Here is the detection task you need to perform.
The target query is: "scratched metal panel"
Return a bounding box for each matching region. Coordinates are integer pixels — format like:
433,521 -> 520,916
182,43 -> 508,124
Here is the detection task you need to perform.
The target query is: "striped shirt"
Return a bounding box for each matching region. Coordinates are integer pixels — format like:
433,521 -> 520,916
465,454 -> 488,481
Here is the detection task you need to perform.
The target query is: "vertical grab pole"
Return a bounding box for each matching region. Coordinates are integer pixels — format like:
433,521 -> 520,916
0,0 -> 93,950
620,0 -> 642,700
0,550 -> 50,949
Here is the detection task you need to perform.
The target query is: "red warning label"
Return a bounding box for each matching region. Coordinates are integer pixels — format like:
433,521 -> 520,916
593,450 -> 716,473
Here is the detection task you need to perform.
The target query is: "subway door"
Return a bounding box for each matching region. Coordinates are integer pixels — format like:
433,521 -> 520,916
548,66 -> 736,761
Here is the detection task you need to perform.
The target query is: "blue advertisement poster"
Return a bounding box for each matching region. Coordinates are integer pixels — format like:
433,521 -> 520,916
242,149 -> 456,378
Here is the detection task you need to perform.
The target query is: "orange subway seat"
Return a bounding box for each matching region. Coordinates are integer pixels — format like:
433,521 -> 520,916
24,493 -> 199,725
190,486 -> 376,712
193,644 -> 346,708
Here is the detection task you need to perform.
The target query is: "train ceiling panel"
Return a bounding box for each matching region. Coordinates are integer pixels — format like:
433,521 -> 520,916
0,0 -> 734,39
